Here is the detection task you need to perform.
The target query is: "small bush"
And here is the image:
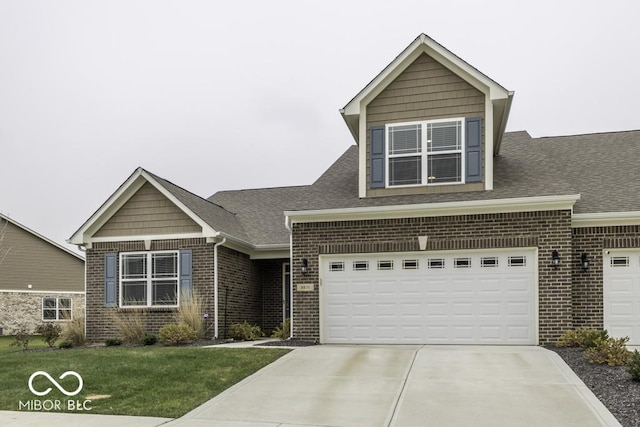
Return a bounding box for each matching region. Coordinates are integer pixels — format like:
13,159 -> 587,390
159,323 -> 199,345
141,334 -> 158,346
36,323 -> 62,347
555,328 -> 608,348
582,329 -> 609,348
271,318 -> 291,340
10,323 -> 32,351
105,338 -> 122,346
112,309 -> 147,344
585,336 -> 631,366
60,312 -> 85,346
628,350 -> 640,381
229,321 -> 263,341
58,340 -> 74,349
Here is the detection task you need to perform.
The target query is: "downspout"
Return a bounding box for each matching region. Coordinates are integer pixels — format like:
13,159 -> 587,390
285,216 -> 293,339
213,237 -> 227,339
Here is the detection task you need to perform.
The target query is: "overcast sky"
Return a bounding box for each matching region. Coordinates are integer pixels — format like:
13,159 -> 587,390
1,0 -> 639,254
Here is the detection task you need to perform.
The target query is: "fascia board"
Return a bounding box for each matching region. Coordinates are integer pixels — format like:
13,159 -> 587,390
68,168 -> 147,245
139,170 -> 217,237
285,194 -> 581,224
572,211 -> 640,228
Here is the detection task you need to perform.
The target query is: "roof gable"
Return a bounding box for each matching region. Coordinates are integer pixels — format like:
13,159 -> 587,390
340,33 -> 513,155
68,168 -> 247,248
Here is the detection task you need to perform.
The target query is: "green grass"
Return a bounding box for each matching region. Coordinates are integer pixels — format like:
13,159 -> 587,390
0,339 -> 289,418
0,335 -> 50,354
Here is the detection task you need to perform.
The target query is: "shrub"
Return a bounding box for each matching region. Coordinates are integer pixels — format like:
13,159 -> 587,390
555,328 -> 608,348
141,334 -> 158,346
229,321 -> 263,341
60,311 -> 85,347
271,318 -> 291,340
112,309 -> 147,344
35,323 -> 62,347
10,323 -> 31,351
585,336 -> 631,366
105,338 -> 122,346
176,290 -> 206,339
628,350 -> 640,381
159,323 -> 199,345
58,340 -> 74,349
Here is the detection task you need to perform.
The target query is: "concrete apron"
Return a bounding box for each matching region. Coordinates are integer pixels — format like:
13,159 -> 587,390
167,345 -> 620,427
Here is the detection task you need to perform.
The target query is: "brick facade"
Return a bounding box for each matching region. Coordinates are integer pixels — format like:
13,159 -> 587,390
571,225 -> 640,330
291,210 -> 574,344
85,239 -> 285,342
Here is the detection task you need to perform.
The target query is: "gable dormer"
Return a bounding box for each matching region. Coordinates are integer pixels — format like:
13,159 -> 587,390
340,34 -> 513,198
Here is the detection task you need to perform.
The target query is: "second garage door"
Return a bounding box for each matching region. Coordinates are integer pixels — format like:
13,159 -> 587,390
321,250 -> 537,345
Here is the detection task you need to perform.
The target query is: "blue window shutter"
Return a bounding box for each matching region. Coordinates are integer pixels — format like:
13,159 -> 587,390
180,250 -> 193,295
104,253 -> 117,307
465,117 -> 483,182
370,126 -> 385,188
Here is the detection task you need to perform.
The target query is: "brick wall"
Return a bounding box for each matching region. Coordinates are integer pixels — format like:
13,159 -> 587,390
571,225 -> 640,330
86,240 -> 285,342
291,210 -> 573,344
86,239 -> 214,342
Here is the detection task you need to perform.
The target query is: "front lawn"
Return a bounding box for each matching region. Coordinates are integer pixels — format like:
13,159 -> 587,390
0,335 -> 49,354
0,342 -> 289,418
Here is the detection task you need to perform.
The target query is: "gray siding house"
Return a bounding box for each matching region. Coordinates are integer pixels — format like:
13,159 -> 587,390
70,34 -> 640,345
0,213 -> 85,335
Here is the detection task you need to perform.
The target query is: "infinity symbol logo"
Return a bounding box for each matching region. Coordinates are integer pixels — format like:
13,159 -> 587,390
28,371 -> 83,397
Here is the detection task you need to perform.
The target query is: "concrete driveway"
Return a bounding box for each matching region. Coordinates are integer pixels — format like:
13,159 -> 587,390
167,345 -> 621,427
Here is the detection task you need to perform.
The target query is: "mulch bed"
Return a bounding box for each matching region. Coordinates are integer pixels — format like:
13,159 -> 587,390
550,346 -> 640,427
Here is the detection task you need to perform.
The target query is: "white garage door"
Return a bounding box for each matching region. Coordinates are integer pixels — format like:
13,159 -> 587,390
604,250 -> 640,345
321,250 -> 537,345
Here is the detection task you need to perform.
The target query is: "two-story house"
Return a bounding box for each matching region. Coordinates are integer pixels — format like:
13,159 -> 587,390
69,34 -> 640,345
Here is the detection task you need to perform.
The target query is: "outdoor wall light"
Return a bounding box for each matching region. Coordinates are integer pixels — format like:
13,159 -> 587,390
581,253 -> 589,271
301,259 -> 308,275
551,250 -> 560,268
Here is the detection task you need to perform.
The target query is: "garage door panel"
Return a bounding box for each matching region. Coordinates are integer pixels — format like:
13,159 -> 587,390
604,250 -> 640,346
322,250 -> 536,345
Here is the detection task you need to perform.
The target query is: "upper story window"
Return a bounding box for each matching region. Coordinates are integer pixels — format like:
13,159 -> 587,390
387,118 -> 464,187
369,117 -> 481,190
120,251 -> 179,307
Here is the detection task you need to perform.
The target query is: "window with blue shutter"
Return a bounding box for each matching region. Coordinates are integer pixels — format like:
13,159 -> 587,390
370,126 -> 385,188
104,253 -> 117,307
465,117 -> 482,182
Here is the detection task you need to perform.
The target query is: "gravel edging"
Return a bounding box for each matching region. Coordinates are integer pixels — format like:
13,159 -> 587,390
550,347 -> 640,427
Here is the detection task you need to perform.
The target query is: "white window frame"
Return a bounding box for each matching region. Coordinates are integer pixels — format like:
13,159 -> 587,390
42,297 -> 72,321
385,117 -> 466,187
119,250 -> 180,308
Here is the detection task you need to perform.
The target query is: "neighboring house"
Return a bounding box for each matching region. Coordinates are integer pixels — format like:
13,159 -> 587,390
69,34 -> 640,346
0,213 -> 85,335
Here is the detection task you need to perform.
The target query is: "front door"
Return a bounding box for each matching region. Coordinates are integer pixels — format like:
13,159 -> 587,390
283,263 -> 291,320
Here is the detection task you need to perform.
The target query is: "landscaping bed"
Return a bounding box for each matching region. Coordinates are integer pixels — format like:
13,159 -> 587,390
551,347 -> 640,427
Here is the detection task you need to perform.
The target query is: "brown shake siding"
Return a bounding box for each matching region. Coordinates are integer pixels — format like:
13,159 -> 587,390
571,225 -> 640,330
366,53 -> 486,197
291,210 -> 573,344
95,182 -> 201,237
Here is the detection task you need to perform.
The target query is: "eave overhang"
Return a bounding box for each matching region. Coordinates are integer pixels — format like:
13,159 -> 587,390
572,211 -> 640,228
286,194 -> 581,226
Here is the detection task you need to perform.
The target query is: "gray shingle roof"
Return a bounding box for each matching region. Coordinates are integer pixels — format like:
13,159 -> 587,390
147,171 -> 249,242
208,129 -> 640,246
